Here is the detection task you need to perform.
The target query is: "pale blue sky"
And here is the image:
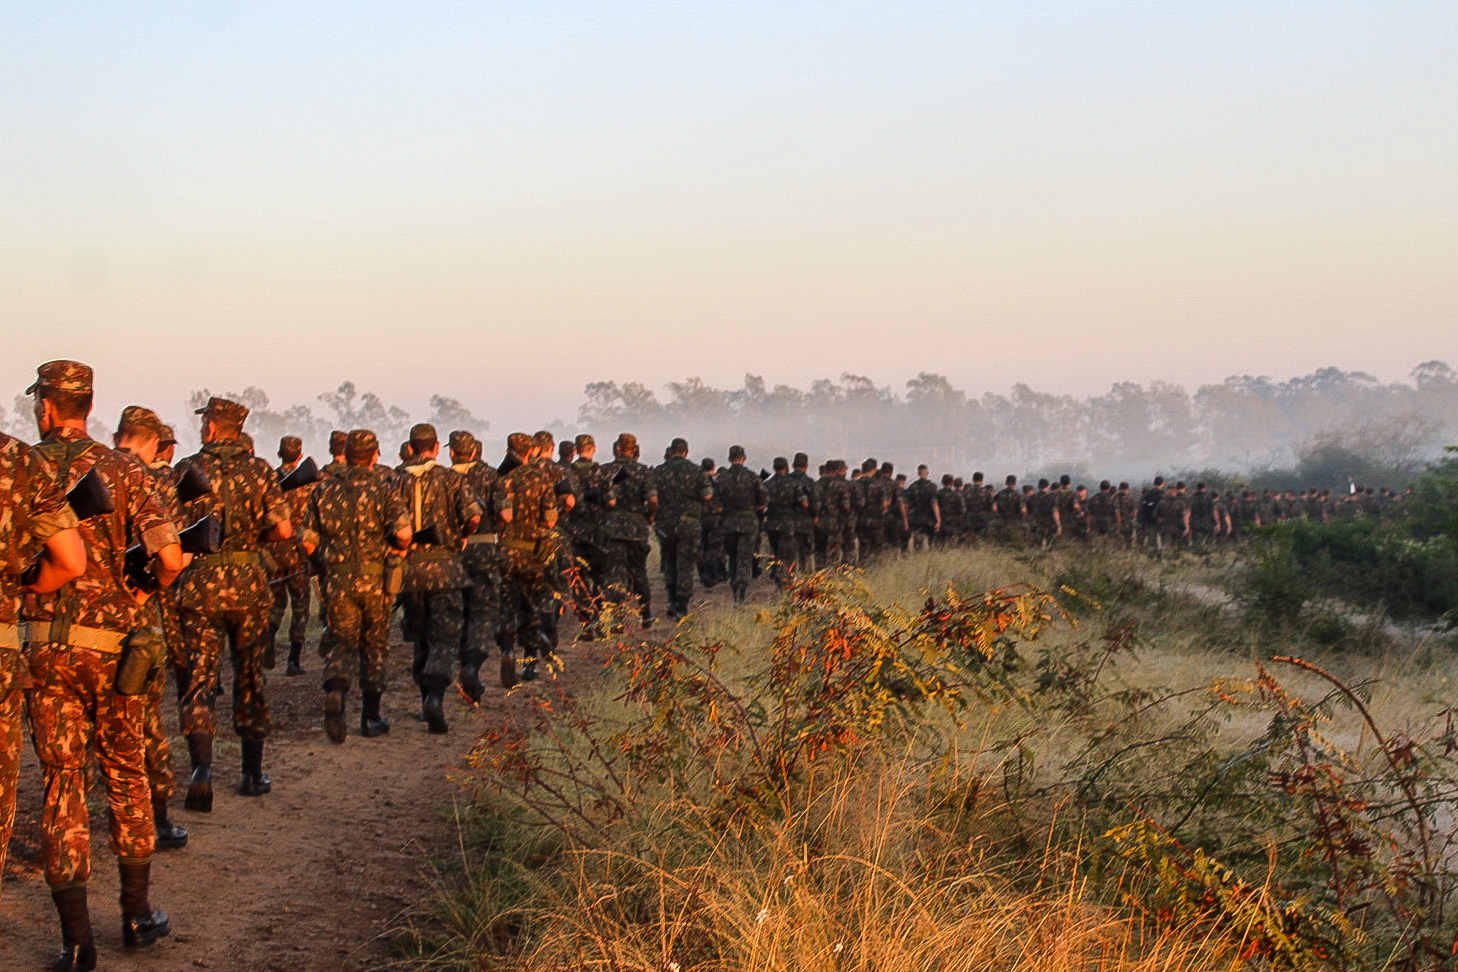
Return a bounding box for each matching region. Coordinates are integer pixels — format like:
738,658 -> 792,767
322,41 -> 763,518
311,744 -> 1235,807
3,1 -> 1455,429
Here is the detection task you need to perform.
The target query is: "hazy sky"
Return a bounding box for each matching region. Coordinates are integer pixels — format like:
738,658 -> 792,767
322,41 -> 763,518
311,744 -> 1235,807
3,1 -> 1455,432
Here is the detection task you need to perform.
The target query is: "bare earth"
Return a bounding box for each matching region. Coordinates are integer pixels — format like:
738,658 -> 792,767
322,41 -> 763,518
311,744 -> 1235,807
0,611 -> 608,972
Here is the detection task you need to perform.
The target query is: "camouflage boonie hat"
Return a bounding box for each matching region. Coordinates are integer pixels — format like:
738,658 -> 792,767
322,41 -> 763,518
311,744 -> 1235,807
194,396 -> 250,426
728,445 -> 746,462
345,429 -> 379,459
574,434 -> 594,451
507,432 -> 534,455
159,425 -> 178,446
448,430 -> 476,453
117,405 -> 166,439
329,430 -> 348,455
27,359 -> 93,395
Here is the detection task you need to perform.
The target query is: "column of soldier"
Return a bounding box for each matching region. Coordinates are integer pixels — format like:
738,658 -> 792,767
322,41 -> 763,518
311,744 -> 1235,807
0,360 -> 1405,972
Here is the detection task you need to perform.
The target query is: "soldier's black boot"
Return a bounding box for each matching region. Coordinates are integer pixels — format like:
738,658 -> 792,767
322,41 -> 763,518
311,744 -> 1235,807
361,691 -> 391,737
184,733 -> 212,813
459,650 -> 486,704
286,641 -> 305,676
119,859 -> 171,947
497,631 -> 518,689
153,795 -> 188,850
51,885 -> 96,972
422,675 -> 449,734
237,740 -> 272,796
732,582 -> 747,605
324,681 -> 347,744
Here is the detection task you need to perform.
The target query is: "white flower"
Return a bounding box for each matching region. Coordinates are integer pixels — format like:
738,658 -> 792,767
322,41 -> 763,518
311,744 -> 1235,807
756,908 -> 769,925
832,942 -> 844,954
668,963 -> 681,972
783,874 -> 794,885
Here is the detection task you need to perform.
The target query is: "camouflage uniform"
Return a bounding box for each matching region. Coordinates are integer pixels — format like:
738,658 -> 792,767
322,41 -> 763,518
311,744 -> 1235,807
815,466 -> 854,566
396,451 -> 480,696
601,438 -> 658,623
1189,488 -> 1217,542
501,438 -> 561,661
653,450 -> 713,616
716,456 -> 768,602
788,461 -> 819,571
266,457 -> 315,665
1112,487 -> 1138,543
1158,488 -> 1191,546
965,481 -> 995,540
992,483 -> 1024,542
0,431 -> 77,887
174,425 -> 290,744
1026,488 -> 1058,543
1086,486 -> 1116,538
452,436 -> 511,679
904,476 -> 940,550
23,416 -> 178,888
936,480 -> 964,547
764,469 -> 813,581
698,460 -> 728,587
303,458 -> 410,695
851,471 -> 885,562
566,444 -> 611,612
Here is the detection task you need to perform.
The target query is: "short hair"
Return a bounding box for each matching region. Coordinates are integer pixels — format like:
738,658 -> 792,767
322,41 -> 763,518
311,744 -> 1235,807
1059,474 -> 1071,486
861,458 -> 878,473
409,424 -> 438,453
329,430 -> 348,456
793,452 -> 808,468
701,457 -> 716,472
669,437 -> 689,454
773,457 -> 788,471
1005,474 -> 1017,486
1038,478 -> 1049,489
918,464 -> 928,473
941,473 -> 953,485
1153,475 -> 1165,486
972,472 -> 984,483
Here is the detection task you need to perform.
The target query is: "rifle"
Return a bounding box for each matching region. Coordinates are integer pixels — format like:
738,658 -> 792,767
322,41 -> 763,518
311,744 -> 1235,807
177,465 -> 212,504
279,456 -> 320,492
66,468 -> 114,520
412,522 -> 442,547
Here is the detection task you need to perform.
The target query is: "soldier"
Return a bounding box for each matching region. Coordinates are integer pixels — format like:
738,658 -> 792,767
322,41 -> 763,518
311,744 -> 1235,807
763,457 -> 812,584
601,433 -> 658,626
300,430 -> 412,744
904,465 -> 941,551
653,437 -> 712,619
993,475 -> 1024,541
717,445 -> 768,604
450,430 -> 512,697
22,361 -> 181,966
397,423 -> 481,734
813,461 -> 845,566
112,407 -> 190,852
1138,477 -> 1166,546
882,464 -> 909,554
1113,482 -> 1138,543
1086,480 -> 1116,538
535,430 -> 577,650
269,435 -> 314,676
1053,475 -> 1079,544
0,423 -> 84,895
320,430 -> 349,480
1189,483 -> 1217,543
1027,479 -> 1059,545
174,397 -> 292,807
789,453 -> 819,572
851,459 -> 885,562
936,474 -> 964,547
698,457 -> 728,587
499,433 -> 560,682
565,434 -> 611,632
1158,481 -> 1192,548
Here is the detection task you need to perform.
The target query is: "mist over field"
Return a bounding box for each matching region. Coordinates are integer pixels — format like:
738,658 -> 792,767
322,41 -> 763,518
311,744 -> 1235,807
5,360 -> 1452,489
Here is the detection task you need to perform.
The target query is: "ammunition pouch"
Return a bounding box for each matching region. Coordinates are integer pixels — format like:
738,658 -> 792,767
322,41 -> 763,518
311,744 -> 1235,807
115,626 -> 164,696
383,558 -> 404,597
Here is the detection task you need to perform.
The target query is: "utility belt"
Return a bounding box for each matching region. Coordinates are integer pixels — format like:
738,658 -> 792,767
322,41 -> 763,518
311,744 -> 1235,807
500,537 -> 541,553
0,623 -> 20,650
193,550 -> 263,569
324,560 -> 384,577
18,620 -> 128,654
465,533 -> 499,545
408,547 -> 457,562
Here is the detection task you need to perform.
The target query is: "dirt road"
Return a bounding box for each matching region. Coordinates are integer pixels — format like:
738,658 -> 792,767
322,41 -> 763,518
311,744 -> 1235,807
0,617 -> 605,972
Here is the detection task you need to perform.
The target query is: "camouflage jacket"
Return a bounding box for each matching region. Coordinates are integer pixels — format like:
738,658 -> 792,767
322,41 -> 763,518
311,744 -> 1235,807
397,458 -> 480,591
1112,491 -> 1138,526
905,479 -> 940,527
0,431 -> 77,631
764,472 -> 812,526
815,475 -> 852,526
602,458 -> 657,542
303,465 -> 411,579
566,459 -> 610,537
965,485 -> 994,523
1026,490 -> 1057,527
937,486 -> 964,526
453,459 -> 512,572
654,456 -> 713,523
24,428 -> 178,636
788,471 -> 819,525
715,464 -> 767,533
269,459 -> 316,575
993,487 -> 1023,521
502,459 -> 559,548
1086,490 -> 1115,525
173,439 -> 291,613
1053,487 -> 1079,529
851,476 -> 885,521
147,460 -> 185,526
1158,492 -> 1191,532
1189,491 -> 1216,526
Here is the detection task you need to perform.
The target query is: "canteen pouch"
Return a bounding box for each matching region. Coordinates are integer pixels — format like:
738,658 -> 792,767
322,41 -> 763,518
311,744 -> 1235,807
383,556 -> 404,597
115,625 -> 164,696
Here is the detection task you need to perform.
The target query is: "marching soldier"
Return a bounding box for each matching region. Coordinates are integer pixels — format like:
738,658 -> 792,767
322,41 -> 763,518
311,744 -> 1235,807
717,445 -> 768,604
174,396 -> 292,808
601,433 -> 658,627
788,453 -> 819,572
565,434 -> 610,634
763,457 -> 811,583
653,437 -> 712,619
450,430 -> 512,697
269,435 -> 315,676
23,361 -> 182,968
499,433 -> 560,682
301,430 -> 412,744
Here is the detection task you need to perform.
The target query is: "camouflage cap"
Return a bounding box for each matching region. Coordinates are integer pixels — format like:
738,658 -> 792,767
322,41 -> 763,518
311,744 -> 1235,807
574,434 -> 595,451
280,435 -> 302,450
194,396 -> 250,426
238,432 -> 255,453
448,430 -> 477,453
409,423 -> 438,448
328,430 -> 348,455
533,430 -> 555,450
27,359 -> 93,395
345,429 -> 379,460
507,432 -> 534,455
614,433 -> 637,453
159,425 -> 178,446
117,405 -> 166,439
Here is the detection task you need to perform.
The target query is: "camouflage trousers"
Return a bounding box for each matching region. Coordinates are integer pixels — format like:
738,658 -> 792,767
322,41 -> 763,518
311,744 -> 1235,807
403,588 -> 463,690
502,550 -> 556,652
1,648 -> 26,888
855,521 -> 883,563
655,515 -> 700,605
724,528 -> 758,592
765,523 -> 805,579
460,558 -> 503,668
178,603 -> 271,742
699,519 -> 727,587
322,573 -> 390,694
267,565 -> 311,650
143,598 -> 177,803
604,538 -> 652,620
25,642 -> 153,888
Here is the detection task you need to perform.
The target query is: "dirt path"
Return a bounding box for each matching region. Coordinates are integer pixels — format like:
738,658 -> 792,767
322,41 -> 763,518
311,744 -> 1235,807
0,610 -> 609,972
